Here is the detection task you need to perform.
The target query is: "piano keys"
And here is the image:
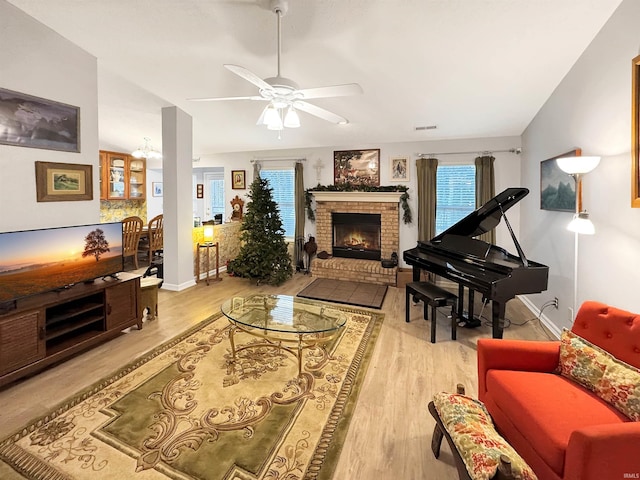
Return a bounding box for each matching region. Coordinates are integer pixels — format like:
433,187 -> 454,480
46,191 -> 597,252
403,187 -> 549,339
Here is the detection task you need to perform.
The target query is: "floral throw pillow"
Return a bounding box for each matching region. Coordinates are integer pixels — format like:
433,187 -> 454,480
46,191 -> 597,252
558,329 -> 609,391
559,329 -> 640,421
433,392 -> 538,480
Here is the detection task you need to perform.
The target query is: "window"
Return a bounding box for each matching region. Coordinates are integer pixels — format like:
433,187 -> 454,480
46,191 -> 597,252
204,171 -> 225,219
435,165 -> 476,235
260,168 -> 295,238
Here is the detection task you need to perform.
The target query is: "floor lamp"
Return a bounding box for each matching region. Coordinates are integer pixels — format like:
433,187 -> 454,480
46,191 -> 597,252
556,155 -> 601,316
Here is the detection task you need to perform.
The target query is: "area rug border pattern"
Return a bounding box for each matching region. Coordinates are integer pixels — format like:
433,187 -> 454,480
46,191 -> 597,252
0,305 -> 385,480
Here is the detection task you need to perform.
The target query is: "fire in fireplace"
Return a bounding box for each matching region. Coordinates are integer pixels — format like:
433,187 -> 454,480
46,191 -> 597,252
332,213 -> 381,260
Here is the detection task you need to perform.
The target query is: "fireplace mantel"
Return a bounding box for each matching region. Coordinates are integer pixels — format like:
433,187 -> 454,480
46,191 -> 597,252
311,191 -> 402,203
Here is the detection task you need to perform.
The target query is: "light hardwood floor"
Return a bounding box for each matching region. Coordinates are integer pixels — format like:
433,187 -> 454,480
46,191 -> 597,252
0,272 -> 553,479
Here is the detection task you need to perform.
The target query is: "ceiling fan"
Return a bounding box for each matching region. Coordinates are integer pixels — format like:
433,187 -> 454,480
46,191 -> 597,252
189,0 -> 363,131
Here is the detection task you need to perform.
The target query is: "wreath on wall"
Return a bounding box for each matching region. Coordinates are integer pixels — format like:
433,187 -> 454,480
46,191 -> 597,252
305,184 -> 412,224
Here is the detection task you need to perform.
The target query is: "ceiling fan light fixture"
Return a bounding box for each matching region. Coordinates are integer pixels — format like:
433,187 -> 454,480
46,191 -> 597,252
284,106 -> 300,128
262,105 -> 280,126
266,111 -> 284,130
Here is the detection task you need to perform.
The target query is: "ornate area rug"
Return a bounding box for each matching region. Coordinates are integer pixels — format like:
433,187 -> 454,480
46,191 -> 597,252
0,306 -> 383,480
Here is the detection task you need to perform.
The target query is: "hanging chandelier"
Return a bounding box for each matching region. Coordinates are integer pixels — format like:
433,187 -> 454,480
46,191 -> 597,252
131,137 -> 162,159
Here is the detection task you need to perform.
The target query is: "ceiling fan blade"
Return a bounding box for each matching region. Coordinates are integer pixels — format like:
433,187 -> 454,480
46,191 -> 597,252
224,64 -> 273,91
188,95 -> 265,102
297,83 -> 363,99
294,101 -> 349,124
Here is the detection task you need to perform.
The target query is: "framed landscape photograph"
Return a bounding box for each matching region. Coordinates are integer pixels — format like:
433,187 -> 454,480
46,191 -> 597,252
232,170 -> 246,189
35,161 -> 92,202
0,87 -> 80,152
540,149 -> 580,212
333,149 -> 380,186
390,155 -> 409,181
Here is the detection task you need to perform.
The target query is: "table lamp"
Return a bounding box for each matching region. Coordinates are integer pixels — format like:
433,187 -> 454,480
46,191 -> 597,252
203,225 -> 214,245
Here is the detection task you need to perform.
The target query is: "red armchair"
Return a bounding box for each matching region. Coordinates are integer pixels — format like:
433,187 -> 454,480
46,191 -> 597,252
477,301 -> 640,480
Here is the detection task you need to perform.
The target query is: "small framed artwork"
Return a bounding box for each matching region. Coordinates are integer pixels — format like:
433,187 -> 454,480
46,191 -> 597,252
390,155 -> 409,181
152,182 -> 163,197
35,161 -> 93,202
540,149 -> 580,212
632,54 -> 640,207
334,149 -> 380,186
196,183 -> 204,199
0,87 -> 80,152
232,170 -> 246,189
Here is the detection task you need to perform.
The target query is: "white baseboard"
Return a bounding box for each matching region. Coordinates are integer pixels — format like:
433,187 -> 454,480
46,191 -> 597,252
161,279 -> 197,292
518,295 -> 561,339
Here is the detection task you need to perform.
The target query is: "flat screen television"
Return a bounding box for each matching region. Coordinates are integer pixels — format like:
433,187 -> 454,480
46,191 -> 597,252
0,222 -> 123,304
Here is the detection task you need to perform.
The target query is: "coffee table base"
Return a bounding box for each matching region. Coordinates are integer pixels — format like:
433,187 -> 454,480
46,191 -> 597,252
228,324 -> 338,377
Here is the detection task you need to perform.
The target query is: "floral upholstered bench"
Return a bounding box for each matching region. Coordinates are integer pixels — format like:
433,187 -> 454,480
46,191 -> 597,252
428,385 -> 537,480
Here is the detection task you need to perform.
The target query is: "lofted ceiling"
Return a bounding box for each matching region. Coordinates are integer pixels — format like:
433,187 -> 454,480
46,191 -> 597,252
7,0 -> 623,157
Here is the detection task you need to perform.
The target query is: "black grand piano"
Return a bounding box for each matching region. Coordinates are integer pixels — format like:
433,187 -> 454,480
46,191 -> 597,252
403,187 -> 548,339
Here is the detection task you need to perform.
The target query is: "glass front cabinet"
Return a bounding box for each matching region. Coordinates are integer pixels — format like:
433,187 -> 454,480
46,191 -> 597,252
100,151 -> 146,200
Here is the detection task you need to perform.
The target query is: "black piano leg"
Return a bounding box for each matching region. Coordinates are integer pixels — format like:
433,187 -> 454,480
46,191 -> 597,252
492,302 -> 505,339
412,266 -> 421,282
457,284 -> 465,325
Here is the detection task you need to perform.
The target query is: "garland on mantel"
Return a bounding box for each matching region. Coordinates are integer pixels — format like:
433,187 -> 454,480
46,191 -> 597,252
305,184 -> 412,224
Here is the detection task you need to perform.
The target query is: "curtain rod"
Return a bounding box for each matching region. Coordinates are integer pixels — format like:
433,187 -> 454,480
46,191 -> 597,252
416,148 -> 521,157
251,157 -> 306,163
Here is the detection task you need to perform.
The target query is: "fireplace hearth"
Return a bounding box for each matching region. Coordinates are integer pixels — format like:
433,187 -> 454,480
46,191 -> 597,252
332,212 -> 381,260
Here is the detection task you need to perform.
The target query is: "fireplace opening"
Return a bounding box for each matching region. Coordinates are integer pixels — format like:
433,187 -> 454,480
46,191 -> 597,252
332,213 -> 381,260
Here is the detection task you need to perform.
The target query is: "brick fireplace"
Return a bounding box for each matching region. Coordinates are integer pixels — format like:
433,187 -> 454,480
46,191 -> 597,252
310,191 -> 401,286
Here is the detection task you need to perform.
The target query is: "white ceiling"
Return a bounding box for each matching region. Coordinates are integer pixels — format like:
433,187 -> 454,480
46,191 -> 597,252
8,0 -> 623,157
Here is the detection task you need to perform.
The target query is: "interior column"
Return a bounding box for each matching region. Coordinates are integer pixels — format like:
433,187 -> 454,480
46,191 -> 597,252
161,106 -> 195,291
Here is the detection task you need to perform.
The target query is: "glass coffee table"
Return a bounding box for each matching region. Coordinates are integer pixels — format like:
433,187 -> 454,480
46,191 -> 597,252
220,294 -> 347,376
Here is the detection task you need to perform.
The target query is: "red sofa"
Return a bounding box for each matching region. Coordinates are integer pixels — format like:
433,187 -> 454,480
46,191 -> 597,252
477,301 -> 640,480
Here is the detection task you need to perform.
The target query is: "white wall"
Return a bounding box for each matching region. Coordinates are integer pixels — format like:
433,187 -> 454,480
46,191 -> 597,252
0,0 -> 99,232
194,135 -> 522,267
146,168 -> 163,220
521,0 -> 640,333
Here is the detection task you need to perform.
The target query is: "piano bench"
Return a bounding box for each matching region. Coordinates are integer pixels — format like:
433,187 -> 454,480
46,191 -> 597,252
406,281 -> 457,343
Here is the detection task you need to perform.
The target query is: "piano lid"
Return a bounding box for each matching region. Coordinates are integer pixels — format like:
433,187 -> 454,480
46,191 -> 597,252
431,187 -> 529,241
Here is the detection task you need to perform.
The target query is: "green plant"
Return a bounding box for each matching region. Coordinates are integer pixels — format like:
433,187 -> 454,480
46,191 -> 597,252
228,176 -> 293,285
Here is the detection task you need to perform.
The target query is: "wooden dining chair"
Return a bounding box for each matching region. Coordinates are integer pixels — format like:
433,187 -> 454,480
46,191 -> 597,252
139,214 -> 164,265
122,216 -> 143,270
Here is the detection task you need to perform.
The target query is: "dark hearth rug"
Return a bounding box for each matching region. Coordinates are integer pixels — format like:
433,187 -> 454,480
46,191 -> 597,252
297,278 -> 388,309
0,306 -> 383,480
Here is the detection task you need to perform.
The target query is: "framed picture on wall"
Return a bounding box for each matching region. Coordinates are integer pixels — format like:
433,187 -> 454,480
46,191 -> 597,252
632,54 -> 640,207
390,156 -> 409,181
333,149 -> 380,186
540,149 -> 580,212
196,183 -> 204,199
152,182 -> 163,197
232,170 -> 246,189
0,87 -> 80,152
35,161 -> 93,202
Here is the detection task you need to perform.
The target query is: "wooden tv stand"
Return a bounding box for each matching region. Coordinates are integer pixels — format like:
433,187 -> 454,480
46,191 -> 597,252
0,272 -> 141,388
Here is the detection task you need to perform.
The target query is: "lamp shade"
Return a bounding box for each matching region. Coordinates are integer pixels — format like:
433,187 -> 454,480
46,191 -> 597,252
567,211 -> 595,235
284,107 -> 300,128
556,156 -> 601,174
203,225 -> 214,243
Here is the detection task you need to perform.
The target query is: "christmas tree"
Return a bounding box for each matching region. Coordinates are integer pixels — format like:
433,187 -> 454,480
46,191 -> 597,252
228,176 -> 293,285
